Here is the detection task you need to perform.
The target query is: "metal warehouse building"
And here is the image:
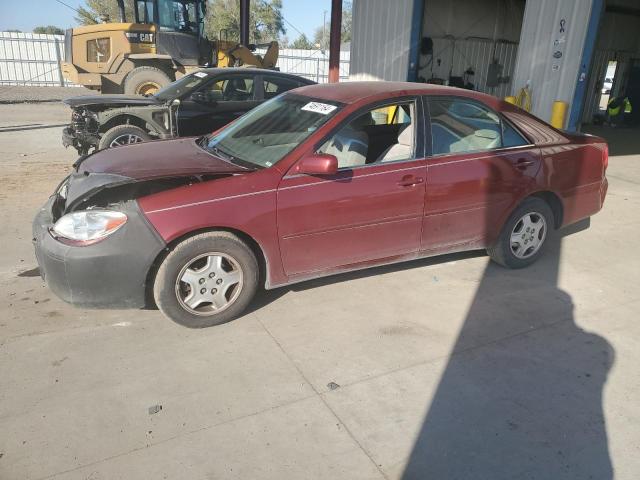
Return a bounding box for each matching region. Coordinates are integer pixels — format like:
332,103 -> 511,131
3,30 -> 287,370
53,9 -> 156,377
349,0 -> 640,131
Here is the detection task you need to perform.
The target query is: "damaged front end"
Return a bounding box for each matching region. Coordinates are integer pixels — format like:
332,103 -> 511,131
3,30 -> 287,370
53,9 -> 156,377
34,136 -> 252,308
62,107 -> 100,155
33,168 -> 237,309
62,94 -> 175,155
32,172 -> 171,309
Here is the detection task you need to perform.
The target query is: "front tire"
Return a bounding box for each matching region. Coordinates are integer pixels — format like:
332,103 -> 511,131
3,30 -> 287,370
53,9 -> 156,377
154,232 -> 259,328
488,197 -> 554,269
98,124 -> 151,150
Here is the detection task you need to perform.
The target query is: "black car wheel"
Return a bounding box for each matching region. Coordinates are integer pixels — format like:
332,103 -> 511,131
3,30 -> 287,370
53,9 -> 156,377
98,125 -> 151,150
153,232 -> 259,328
487,197 -> 554,269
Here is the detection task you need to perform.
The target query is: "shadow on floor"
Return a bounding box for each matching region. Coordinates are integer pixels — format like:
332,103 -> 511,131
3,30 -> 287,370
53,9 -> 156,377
401,229 -> 614,478
583,124 -> 640,156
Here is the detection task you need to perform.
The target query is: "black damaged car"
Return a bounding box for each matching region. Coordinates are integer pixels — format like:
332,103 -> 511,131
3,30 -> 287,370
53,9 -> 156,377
62,68 -> 314,154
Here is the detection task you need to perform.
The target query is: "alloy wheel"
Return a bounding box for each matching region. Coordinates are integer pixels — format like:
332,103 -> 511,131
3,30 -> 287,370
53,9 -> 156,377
109,133 -> 144,147
510,212 -> 547,259
175,252 -> 244,316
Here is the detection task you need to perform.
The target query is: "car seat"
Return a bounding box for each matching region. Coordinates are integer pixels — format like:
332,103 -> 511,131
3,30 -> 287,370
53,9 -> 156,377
379,122 -> 413,162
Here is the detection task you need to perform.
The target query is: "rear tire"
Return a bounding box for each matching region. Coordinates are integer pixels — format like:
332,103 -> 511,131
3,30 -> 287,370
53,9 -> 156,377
124,66 -> 172,95
153,232 -> 259,328
487,197 -> 554,269
98,124 -> 151,150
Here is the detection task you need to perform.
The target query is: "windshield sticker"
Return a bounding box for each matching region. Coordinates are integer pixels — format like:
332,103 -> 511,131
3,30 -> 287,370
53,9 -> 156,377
193,71 -> 207,78
301,102 -> 337,115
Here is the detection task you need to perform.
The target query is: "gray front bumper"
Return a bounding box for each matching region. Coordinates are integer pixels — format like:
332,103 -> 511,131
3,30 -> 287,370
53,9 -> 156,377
32,197 -> 166,309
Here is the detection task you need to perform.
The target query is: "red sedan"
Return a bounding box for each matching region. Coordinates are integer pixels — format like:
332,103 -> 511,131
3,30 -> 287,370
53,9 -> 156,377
33,82 -> 608,327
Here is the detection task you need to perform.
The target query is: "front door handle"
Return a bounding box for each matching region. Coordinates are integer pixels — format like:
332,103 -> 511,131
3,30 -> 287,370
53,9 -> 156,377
516,158 -> 535,169
398,175 -> 424,187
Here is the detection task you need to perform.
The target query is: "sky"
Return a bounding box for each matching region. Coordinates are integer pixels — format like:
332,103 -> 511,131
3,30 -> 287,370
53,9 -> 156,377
0,0 -> 332,39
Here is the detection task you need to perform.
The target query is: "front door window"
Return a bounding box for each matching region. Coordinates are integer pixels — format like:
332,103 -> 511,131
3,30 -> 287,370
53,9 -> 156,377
318,102 -> 416,168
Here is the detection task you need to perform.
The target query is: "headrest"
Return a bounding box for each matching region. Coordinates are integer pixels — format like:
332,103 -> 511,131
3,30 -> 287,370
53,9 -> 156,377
398,123 -> 413,145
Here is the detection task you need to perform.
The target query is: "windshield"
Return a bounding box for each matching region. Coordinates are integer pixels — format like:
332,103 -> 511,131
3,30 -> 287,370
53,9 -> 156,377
202,94 -> 342,168
154,72 -> 209,101
157,0 -> 200,34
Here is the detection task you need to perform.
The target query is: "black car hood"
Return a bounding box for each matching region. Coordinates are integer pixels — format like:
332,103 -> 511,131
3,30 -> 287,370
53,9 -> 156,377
63,94 -> 162,108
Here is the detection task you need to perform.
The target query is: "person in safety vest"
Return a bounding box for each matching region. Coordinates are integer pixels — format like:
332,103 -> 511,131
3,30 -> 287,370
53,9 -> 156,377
607,95 -> 632,127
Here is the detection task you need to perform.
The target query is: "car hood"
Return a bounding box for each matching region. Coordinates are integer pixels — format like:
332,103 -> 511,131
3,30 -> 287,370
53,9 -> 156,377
61,138 -> 251,212
63,94 -> 162,108
77,137 -> 251,180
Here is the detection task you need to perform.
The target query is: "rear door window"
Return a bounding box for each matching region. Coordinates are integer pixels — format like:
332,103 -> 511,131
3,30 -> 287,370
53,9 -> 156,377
263,77 -> 304,99
428,97 -> 528,155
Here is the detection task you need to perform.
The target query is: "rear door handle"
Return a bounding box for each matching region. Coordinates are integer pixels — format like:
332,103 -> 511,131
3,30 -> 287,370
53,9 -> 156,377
398,175 -> 424,187
516,158 -> 535,169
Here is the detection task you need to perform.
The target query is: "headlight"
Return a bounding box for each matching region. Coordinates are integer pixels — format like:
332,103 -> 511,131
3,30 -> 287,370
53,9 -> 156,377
51,210 -> 127,245
54,176 -> 70,199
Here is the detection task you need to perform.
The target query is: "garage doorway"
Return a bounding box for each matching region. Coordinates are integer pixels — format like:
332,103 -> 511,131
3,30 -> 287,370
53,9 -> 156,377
416,0 -> 526,99
580,2 -> 640,126
598,60 -> 618,111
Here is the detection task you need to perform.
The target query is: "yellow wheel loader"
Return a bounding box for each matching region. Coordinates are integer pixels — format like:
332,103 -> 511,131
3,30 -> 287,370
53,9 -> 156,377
62,0 -> 278,94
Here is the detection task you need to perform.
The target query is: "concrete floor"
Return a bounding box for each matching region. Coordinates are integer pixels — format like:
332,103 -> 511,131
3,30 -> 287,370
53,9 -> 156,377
0,103 -> 639,479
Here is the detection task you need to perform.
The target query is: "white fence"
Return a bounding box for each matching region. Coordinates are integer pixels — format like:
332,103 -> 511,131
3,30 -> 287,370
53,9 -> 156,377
0,32 -> 70,86
259,48 -> 350,83
0,31 -> 350,87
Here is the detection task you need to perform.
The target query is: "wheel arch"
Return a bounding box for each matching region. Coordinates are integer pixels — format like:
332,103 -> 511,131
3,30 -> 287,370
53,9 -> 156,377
144,226 -> 269,308
99,114 -> 148,134
491,190 -> 564,249
529,190 -> 564,229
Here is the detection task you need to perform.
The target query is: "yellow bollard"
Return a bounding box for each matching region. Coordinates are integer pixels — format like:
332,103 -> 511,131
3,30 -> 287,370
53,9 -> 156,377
504,96 -> 517,105
386,105 -> 398,124
550,101 -> 568,129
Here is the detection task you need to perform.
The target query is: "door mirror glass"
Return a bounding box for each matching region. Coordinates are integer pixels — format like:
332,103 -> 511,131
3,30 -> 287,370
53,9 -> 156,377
190,91 -> 207,103
296,153 -> 338,176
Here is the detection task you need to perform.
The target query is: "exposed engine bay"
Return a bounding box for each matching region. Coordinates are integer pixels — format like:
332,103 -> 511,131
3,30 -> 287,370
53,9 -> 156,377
61,95 -> 175,155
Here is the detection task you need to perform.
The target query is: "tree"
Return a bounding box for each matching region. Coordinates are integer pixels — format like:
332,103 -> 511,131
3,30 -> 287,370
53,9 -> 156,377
33,26 -> 65,35
75,0 -> 134,25
206,0 -> 285,43
312,1 -> 352,50
290,34 -> 313,50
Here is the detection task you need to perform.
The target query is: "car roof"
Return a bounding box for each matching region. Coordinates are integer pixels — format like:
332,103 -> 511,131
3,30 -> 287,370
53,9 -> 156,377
196,67 -> 314,83
292,81 -> 496,104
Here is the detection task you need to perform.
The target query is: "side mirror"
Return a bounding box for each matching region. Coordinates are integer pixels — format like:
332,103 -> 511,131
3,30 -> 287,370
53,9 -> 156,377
295,153 -> 338,176
190,91 -> 212,104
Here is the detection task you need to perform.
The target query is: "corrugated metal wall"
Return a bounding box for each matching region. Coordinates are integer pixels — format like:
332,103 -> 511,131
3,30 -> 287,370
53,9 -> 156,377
349,0 -> 415,81
424,38 -> 519,99
511,0 -> 594,125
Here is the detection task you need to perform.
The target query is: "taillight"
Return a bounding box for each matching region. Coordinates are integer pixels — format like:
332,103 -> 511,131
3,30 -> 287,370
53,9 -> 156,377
603,144 -> 609,171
